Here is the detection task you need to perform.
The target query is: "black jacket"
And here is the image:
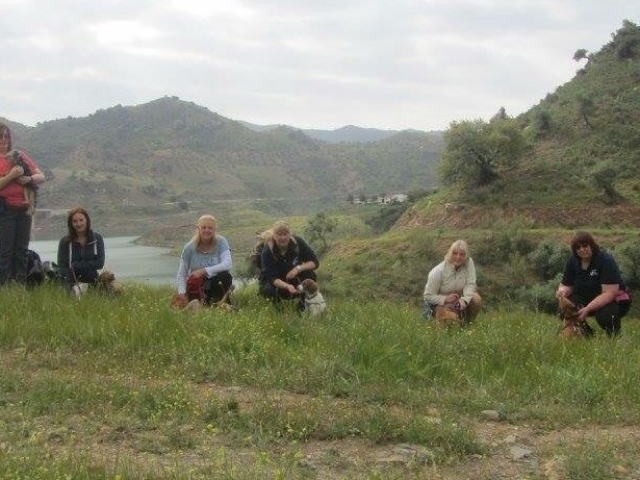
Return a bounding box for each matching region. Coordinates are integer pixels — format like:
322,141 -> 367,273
260,235 -> 318,286
57,231 -> 105,284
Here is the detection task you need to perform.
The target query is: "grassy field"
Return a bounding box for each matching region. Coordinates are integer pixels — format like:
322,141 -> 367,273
1,281 -> 640,479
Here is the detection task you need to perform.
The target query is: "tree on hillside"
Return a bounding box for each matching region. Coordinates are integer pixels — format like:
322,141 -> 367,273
577,94 -> 595,129
613,20 -> 640,59
304,213 -> 337,255
573,49 -> 588,61
531,109 -> 552,138
590,163 -> 623,204
491,107 -> 508,122
439,118 -> 525,188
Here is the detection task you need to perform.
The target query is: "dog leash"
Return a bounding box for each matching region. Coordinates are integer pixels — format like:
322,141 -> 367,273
67,241 -> 88,297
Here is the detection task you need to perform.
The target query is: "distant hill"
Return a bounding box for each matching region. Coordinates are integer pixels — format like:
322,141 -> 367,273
239,121 -> 405,143
5,98 -> 443,212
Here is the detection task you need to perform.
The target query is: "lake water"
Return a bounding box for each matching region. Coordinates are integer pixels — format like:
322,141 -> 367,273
30,236 -> 179,286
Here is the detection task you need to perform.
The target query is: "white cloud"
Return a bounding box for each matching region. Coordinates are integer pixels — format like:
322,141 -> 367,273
1,0 -> 639,130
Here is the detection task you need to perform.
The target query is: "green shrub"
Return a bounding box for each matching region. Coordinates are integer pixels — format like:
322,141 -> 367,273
528,241 -> 571,281
365,203 -> 408,234
515,275 -> 561,314
473,230 -> 535,265
614,240 -> 640,289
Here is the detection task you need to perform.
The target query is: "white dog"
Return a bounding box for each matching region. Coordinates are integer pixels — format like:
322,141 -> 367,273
298,278 -> 326,315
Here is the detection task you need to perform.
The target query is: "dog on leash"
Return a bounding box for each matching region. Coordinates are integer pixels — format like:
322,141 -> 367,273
6,149 -> 38,216
558,296 -> 594,339
96,269 -> 124,296
171,295 -> 208,312
433,303 -> 465,328
297,278 -> 326,315
171,284 -> 236,312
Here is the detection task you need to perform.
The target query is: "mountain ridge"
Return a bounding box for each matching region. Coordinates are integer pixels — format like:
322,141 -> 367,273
3,97 -> 443,213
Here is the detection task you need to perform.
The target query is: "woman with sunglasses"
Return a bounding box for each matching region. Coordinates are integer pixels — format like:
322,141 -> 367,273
556,231 -> 631,336
0,123 -> 45,286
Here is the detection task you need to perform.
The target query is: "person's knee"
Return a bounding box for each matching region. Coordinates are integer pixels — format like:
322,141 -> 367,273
465,293 -> 482,320
204,273 -> 233,303
259,282 -> 277,299
594,303 -> 622,335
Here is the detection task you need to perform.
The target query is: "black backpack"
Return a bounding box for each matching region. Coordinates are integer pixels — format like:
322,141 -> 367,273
248,240 -> 266,274
26,249 -> 45,286
43,260 -> 62,283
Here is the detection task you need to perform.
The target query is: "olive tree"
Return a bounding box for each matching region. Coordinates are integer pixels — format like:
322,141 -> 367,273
439,118 -> 525,188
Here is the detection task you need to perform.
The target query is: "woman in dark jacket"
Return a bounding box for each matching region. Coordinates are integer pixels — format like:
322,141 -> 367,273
556,231 -> 631,336
259,220 -> 319,306
57,207 -> 105,290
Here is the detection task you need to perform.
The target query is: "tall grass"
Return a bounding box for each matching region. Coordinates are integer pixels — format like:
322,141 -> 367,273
1,282 -> 639,478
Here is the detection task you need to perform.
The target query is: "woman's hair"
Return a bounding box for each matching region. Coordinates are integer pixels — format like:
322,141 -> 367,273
271,220 -> 291,235
0,123 -> 12,151
191,214 -> 218,249
570,231 -> 600,257
259,229 -> 274,243
444,239 -> 469,263
66,207 -> 92,240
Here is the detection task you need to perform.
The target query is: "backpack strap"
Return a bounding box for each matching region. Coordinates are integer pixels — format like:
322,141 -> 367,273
291,235 -> 300,256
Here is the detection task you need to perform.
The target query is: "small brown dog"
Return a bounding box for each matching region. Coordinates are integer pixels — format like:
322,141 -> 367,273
433,303 -> 464,328
297,278 -> 326,315
558,296 -> 593,339
171,284 -> 236,312
96,269 -> 124,296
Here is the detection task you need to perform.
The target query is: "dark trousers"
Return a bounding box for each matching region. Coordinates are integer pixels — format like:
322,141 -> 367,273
259,270 -> 317,302
62,267 -> 99,289
202,271 -> 233,305
570,294 -> 630,336
0,209 -> 32,285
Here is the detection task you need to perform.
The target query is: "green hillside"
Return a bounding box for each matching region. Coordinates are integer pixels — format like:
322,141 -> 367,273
321,20 -> 640,309
416,19 -> 640,225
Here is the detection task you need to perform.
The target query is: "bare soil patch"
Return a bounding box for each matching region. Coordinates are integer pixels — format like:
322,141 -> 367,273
31,379 -> 640,479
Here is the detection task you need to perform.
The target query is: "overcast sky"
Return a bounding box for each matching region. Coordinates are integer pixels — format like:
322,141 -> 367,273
1,1 -> 638,131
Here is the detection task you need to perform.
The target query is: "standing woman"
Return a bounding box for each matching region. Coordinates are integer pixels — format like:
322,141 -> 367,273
57,207 -> 105,289
556,231 -> 631,336
176,215 -> 233,305
0,123 -> 46,285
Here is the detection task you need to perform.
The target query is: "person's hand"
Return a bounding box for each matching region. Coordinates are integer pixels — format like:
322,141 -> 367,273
189,268 -> 207,279
286,266 -> 301,280
285,283 -> 298,295
576,306 -> 589,322
457,299 -> 467,311
9,165 -> 24,179
17,175 -> 31,185
445,293 -> 459,303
